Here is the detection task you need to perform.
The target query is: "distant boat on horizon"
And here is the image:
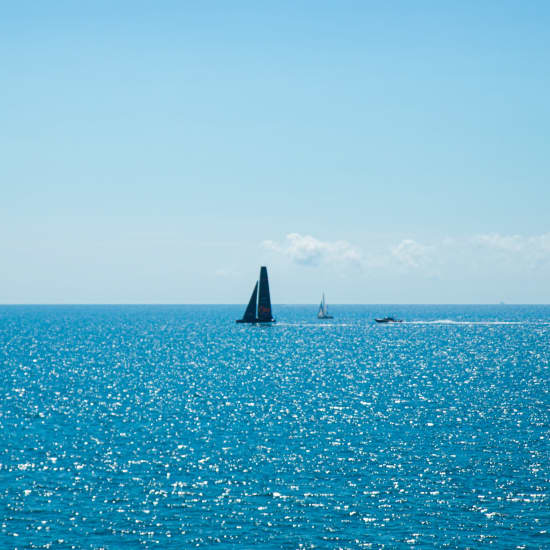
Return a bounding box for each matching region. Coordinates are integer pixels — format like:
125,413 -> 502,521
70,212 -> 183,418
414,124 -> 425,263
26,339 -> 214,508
317,293 -> 333,319
236,266 -> 275,324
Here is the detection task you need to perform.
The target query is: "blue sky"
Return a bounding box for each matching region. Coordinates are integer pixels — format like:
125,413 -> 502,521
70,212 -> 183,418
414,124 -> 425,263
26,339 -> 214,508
1,2 -> 549,303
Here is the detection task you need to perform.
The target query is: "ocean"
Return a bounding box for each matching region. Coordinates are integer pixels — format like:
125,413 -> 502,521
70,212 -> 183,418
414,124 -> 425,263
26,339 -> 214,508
1,305 -> 549,549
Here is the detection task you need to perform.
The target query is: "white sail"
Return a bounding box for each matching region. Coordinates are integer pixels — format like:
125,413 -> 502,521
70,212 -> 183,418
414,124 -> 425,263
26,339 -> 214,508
317,293 -> 332,318
317,295 -> 325,319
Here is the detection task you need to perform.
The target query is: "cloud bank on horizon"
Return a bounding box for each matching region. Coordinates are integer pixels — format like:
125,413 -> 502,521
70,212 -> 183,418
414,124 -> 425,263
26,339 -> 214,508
263,232 -> 550,275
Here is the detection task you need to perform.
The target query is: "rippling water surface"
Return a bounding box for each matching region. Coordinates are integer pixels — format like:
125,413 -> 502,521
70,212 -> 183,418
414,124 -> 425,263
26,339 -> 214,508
1,305 -> 549,549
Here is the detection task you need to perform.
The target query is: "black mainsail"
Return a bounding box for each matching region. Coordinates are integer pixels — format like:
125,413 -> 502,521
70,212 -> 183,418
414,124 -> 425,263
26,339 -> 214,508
257,266 -> 273,322
236,266 -> 275,324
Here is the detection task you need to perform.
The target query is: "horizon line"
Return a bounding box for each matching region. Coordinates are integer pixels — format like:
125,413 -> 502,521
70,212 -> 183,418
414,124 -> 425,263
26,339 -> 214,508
1,303 -> 549,307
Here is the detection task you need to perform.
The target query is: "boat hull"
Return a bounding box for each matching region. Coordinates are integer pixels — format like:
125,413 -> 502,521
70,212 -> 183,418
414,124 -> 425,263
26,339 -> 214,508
236,319 -> 276,324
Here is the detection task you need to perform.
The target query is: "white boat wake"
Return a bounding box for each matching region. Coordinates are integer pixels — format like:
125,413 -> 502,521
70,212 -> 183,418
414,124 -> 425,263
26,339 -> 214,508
402,320 -> 530,325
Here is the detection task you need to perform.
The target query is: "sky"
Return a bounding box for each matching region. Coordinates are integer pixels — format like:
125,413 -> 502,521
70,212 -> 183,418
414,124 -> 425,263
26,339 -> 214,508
1,1 -> 549,304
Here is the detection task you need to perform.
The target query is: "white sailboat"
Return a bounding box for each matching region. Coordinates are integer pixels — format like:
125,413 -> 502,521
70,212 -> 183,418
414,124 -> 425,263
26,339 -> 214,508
317,293 -> 333,319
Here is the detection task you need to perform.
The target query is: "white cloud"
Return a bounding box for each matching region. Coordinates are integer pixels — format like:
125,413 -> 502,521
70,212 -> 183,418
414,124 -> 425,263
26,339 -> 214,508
262,233 -> 362,267
473,233 -> 550,252
471,232 -> 550,269
390,239 -> 434,269
472,233 -> 525,252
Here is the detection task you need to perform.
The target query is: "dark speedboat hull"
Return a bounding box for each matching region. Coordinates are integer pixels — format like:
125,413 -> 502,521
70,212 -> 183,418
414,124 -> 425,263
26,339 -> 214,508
375,317 -> 402,323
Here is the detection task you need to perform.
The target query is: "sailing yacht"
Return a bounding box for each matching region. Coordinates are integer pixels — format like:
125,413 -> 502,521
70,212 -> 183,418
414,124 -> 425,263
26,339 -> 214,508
317,293 -> 333,319
236,266 -> 276,323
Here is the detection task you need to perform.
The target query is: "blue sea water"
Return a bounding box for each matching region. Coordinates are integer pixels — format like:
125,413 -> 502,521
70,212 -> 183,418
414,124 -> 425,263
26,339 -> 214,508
1,305 -> 549,549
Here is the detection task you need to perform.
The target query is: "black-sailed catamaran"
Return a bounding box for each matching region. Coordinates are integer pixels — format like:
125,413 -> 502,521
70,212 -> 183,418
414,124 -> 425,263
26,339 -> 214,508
236,266 -> 275,324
